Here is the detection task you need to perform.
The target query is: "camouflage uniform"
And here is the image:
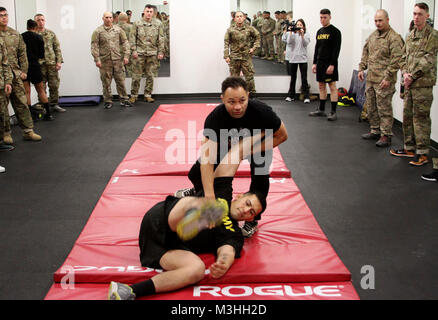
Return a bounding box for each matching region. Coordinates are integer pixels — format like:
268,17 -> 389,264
0,27 -> 34,134
252,16 -> 263,56
162,19 -> 170,58
37,28 -> 63,105
274,18 -> 285,63
118,22 -> 133,77
400,24 -> 438,155
130,19 -> 164,98
0,38 -> 13,140
261,17 -> 276,59
433,158 -> 438,170
91,24 -> 130,104
359,27 -> 404,137
224,24 -> 260,94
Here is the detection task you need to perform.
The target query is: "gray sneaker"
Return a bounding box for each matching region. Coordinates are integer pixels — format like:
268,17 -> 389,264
108,282 -> 136,300
52,105 -> 66,113
327,112 -> 338,121
309,110 -> 326,117
174,187 -> 196,198
241,221 -> 258,238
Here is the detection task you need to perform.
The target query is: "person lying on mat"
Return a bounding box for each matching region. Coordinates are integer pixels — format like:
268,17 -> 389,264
175,76 -> 288,239
108,134 -> 268,300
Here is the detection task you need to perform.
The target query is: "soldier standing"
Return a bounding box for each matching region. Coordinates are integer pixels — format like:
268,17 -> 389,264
274,11 -> 285,63
91,12 -> 131,109
0,35 -> 13,155
34,14 -> 66,113
129,5 -> 165,104
358,10 -> 404,148
390,2 -> 438,167
118,12 -> 133,77
0,7 -> 42,144
252,12 -> 263,57
224,11 -> 260,96
261,11 -> 276,61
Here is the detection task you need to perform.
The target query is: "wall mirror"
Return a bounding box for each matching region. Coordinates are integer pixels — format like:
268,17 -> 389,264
229,0 -> 293,76
112,0 -> 170,77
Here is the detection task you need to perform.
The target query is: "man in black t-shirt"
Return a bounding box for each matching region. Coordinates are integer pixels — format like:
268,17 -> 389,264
175,77 -> 288,238
310,9 -> 342,121
108,149 -> 267,300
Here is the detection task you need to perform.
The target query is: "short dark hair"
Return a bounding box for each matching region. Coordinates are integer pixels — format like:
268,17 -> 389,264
415,2 -> 429,12
221,77 -> 249,94
145,4 -> 154,10
320,8 -> 331,15
27,19 -> 38,30
0,7 -> 7,12
245,191 -> 267,217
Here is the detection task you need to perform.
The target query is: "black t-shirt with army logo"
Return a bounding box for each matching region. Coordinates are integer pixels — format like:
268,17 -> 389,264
202,99 -> 282,165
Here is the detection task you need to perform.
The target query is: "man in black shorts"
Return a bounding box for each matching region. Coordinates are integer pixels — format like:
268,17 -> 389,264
175,77 -> 288,238
108,140 -> 268,300
21,19 -> 53,121
310,9 -> 342,121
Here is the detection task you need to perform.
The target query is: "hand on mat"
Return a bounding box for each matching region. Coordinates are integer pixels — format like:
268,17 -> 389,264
209,257 -> 230,279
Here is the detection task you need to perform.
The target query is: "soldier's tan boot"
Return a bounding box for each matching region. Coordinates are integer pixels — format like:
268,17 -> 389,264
3,134 -> 13,145
23,130 -> 42,142
144,97 -> 155,103
129,96 -> 137,104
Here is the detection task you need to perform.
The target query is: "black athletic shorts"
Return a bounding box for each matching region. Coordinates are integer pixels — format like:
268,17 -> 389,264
316,61 -> 338,83
26,62 -> 43,85
138,196 -> 189,269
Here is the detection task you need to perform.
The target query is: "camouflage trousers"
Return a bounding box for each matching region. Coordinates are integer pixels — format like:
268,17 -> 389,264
433,158 -> 438,170
131,55 -> 158,98
99,59 -> 128,103
403,87 -> 433,155
275,35 -> 285,62
262,34 -> 275,58
40,64 -> 60,105
229,58 -> 256,94
364,81 -> 395,136
3,78 -> 34,134
0,90 -> 7,140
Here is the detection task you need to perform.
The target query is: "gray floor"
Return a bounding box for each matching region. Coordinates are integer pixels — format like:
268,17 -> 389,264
0,96 -> 437,300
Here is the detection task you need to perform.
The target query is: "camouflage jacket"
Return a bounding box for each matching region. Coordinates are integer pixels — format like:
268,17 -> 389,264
0,37 -> 13,89
130,19 -> 165,56
91,25 -> 130,63
37,28 -> 63,65
359,27 -> 404,84
274,19 -> 284,36
400,23 -> 438,88
261,17 -> 276,35
0,27 -> 28,79
118,22 -> 133,42
224,24 -> 260,60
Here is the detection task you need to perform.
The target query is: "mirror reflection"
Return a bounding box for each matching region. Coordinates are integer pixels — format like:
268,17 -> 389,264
229,0 -> 293,76
112,0 -> 170,77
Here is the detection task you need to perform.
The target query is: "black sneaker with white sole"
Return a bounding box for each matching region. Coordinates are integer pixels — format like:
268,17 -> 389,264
421,170 -> 438,182
241,221 -> 258,238
174,187 -> 196,198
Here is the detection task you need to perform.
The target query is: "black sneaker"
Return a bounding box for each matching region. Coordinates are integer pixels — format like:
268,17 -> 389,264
241,221 -> 258,238
0,144 -> 14,152
421,171 -> 438,182
174,187 -> 196,198
122,100 -> 133,107
309,109 -> 326,117
104,102 -> 113,109
327,112 -> 338,121
43,114 -> 55,121
362,132 -> 380,140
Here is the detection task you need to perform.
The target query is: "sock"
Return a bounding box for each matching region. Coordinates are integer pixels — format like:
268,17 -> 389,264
43,103 -> 51,116
130,279 -> 156,297
319,99 -> 326,111
331,101 -> 337,113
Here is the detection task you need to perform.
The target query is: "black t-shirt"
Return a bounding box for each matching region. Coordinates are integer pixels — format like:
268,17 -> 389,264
313,24 -> 342,65
203,99 -> 282,164
21,31 -> 44,65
